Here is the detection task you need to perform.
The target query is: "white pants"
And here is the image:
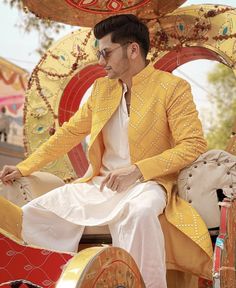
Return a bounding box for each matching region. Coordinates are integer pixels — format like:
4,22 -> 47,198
22,185 -> 167,288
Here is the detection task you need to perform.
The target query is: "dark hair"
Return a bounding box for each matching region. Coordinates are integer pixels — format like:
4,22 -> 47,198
94,14 -> 150,58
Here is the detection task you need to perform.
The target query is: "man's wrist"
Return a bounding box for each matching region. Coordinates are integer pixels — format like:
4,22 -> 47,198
133,164 -> 144,181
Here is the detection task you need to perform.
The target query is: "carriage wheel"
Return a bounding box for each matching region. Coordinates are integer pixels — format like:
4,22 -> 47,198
56,246 -> 145,288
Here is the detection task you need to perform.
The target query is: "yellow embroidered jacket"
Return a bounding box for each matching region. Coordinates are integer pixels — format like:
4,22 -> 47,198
17,64 -> 213,278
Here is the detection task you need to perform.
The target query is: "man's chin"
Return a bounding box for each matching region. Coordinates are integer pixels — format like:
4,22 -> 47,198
106,72 -> 117,79
103,68 -> 116,78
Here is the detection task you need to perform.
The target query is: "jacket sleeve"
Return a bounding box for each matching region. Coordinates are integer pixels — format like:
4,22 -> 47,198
135,79 -> 207,181
16,88 -> 94,176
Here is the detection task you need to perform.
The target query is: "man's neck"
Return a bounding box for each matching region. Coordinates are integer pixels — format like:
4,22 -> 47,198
120,59 -> 148,92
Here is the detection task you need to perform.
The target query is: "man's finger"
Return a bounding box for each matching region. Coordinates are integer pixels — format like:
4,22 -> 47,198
100,174 -> 110,192
110,179 -> 119,191
3,171 -> 16,182
0,167 -> 9,179
105,174 -> 117,190
117,184 -> 126,193
1,178 -> 13,185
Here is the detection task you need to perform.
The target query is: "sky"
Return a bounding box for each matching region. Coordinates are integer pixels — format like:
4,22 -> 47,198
0,0 -> 236,131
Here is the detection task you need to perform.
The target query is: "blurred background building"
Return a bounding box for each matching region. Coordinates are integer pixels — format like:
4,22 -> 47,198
0,57 -> 28,166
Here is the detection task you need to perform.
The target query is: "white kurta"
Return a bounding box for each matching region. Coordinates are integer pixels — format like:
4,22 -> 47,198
22,86 -> 167,288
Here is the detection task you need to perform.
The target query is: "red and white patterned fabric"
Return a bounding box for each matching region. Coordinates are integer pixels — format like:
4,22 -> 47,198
0,231 -> 73,287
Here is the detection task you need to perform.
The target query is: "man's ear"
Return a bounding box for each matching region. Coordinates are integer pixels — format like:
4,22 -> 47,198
129,42 -> 140,60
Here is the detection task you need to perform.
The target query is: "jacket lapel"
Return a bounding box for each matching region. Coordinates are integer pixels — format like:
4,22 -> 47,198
89,79 -> 123,147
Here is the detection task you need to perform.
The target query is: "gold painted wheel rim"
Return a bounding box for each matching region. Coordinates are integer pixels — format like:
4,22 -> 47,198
56,247 -> 145,288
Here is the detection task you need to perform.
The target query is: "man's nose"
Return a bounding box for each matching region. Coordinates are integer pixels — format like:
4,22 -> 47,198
98,56 -> 106,66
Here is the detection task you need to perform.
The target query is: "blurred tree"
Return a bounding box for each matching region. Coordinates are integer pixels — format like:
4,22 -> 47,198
206,63 -> 236,149
4,0 -> 66,55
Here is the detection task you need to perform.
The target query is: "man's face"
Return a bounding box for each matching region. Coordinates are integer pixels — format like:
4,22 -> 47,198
97,34 -> 130,79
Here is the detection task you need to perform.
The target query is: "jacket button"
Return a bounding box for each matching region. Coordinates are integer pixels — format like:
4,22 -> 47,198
188,200 -> 192,203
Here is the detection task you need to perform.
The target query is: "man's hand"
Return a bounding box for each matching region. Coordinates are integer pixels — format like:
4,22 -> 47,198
100,164 -> 143,193
0,165 -> 22,185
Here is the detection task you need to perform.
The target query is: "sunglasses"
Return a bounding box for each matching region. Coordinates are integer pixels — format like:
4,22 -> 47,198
96,42 -> 132,61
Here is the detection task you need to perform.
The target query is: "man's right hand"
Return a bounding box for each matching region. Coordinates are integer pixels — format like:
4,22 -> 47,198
0,165 -> 22,185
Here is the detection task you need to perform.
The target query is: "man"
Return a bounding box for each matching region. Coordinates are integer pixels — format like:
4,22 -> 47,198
0,15 -> 212,288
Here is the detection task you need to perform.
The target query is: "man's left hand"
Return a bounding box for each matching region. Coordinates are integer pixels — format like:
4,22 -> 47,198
100,165 -> 143,193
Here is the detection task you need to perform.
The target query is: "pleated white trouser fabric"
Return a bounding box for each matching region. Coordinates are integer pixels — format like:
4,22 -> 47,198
22,87 -> 167,288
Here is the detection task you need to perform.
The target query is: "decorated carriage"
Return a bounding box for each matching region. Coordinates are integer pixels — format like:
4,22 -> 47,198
0,1 -> 235,287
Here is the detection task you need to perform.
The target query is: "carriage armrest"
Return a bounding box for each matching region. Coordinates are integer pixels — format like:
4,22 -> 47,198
177,149 -> 236,229
0,171 -> 65,207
